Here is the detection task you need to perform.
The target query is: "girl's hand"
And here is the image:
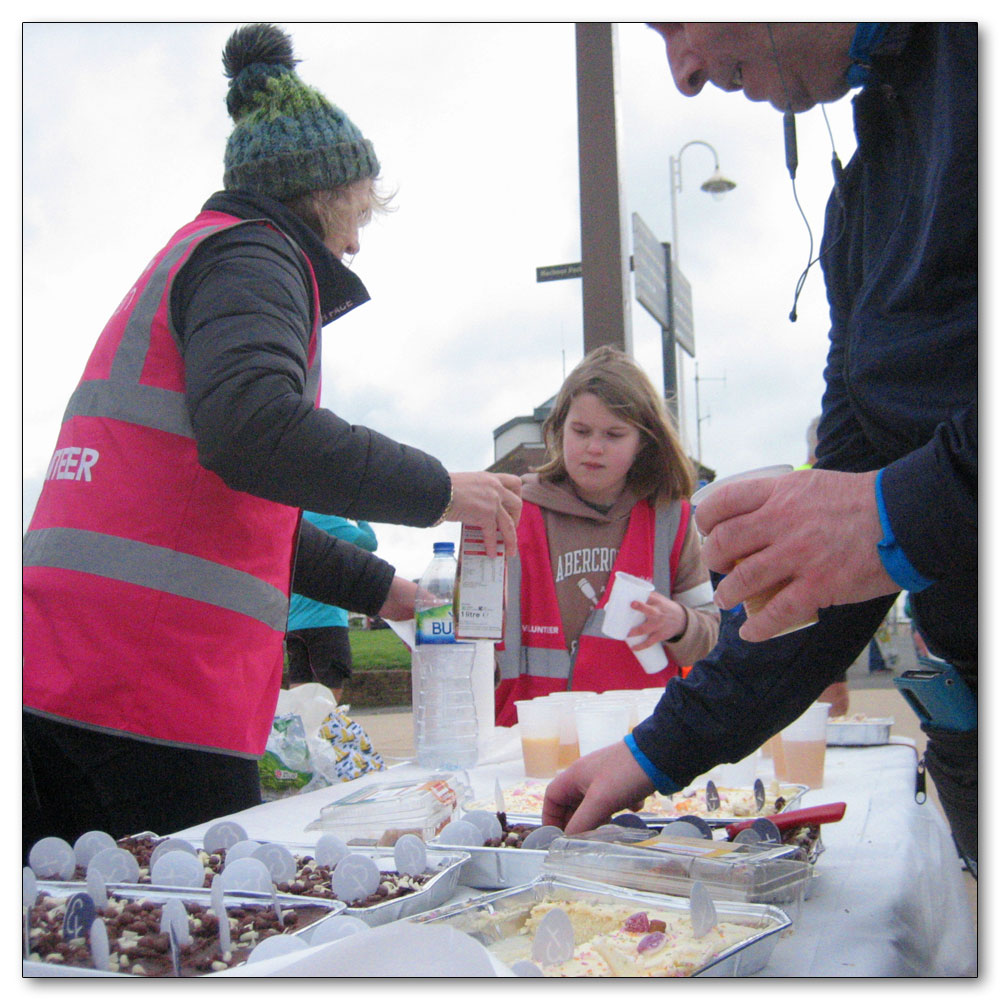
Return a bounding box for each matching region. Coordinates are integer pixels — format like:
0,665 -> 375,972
626,592 -> 687,649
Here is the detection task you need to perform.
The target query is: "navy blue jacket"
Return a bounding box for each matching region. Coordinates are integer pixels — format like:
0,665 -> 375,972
632,23 -> 977,787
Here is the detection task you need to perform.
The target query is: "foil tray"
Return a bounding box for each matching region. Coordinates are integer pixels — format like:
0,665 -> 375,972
503,784 -> 809,831
453,844 -> 548,891
411,873 -> 791,977
37,832 -> 467,930
826,718 -> 894,746
197,840 -> 471,929
25,883 -> 346,977
334,846 -> 470,927
489,784 -> 808,830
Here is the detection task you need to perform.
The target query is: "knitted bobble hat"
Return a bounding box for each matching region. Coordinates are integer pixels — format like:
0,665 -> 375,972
222,23 -> 379,200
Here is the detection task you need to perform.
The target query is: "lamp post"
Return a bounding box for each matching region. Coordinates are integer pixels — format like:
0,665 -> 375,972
667,139 -> 735,449
669,139 -> 736,267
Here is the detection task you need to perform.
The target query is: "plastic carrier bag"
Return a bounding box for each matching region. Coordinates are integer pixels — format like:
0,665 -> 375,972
258,683 -> 387,801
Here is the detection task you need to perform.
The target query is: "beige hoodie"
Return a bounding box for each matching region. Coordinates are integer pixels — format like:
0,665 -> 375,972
521,473 -> 720,667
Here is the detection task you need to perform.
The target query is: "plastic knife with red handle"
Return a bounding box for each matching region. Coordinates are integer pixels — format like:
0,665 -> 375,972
725,802 -> 846,839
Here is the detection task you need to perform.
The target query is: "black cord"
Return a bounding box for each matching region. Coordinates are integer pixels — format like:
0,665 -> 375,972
787,105 -> 848,322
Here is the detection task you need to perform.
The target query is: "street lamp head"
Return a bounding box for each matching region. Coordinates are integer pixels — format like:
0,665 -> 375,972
700,168 -> 737,200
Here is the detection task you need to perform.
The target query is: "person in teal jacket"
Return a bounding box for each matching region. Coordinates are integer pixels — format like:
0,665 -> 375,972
286,513 -> 378,700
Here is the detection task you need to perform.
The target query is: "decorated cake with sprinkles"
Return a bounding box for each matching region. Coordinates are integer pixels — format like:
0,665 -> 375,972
489,900 -> 758,977
468,779 -> 795,820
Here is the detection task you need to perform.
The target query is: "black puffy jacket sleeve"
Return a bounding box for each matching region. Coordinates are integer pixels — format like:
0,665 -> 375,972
170,222 -> 451,525
293,518 -> 395,614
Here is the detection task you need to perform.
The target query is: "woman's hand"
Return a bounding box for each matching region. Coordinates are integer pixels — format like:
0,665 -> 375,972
444,472 -> 523,557
378,576 -> 419,621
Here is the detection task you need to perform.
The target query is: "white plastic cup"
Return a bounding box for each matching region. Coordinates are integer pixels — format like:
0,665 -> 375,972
601,572 -> 655,639
626,633 -> 669,673
600,572 -> 669,673
778,701 -> 831,788
574,702 -> 630,757
515,698 -> 562,778
709,749 -> 760,789
691,465 -> 818,635
599,691 -> 640,730
690,464 -> 795,507
542,693 -> 583,769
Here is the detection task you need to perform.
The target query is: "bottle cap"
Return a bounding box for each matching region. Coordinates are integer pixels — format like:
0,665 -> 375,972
432,542 -> 455,555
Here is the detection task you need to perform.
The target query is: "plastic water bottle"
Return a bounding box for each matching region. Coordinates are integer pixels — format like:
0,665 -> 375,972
413,541 -> 478,769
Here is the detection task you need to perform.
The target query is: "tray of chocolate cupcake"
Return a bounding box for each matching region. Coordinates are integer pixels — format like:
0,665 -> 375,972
429,810 -> 561,890
22,878 -> 347,977
26,822 -> 469,931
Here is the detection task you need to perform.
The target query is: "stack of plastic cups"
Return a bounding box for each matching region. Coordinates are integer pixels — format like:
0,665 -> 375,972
573,698 -> 631,757
599,690 -> 640,733
543,691 -> 595,769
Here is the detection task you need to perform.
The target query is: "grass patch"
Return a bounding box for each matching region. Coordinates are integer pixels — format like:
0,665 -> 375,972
348,628 -> 412,670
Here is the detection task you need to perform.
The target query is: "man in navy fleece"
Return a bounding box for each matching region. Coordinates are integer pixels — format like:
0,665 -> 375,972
544,23 -> 976,870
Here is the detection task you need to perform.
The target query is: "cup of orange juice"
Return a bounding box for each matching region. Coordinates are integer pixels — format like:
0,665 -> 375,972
514,699 -> 562,778
777,701 -> 831,788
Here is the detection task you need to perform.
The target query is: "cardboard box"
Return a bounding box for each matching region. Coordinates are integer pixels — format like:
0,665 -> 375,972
455,524 -> 506,641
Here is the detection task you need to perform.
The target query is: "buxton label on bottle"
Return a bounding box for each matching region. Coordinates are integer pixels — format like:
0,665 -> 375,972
415,604 -> 454,644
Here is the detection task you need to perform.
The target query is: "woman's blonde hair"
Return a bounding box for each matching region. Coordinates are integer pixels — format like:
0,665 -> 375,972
284,178 -> 395,247
535,345 -> 695,503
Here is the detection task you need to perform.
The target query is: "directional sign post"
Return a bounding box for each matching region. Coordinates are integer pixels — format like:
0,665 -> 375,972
631,213 -> 695,423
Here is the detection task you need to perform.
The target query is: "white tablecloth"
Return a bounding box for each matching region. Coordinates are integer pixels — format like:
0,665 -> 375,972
173,732 -> 976,977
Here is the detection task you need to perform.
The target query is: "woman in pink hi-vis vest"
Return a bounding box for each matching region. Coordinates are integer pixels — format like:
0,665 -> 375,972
22,24 -> 521,859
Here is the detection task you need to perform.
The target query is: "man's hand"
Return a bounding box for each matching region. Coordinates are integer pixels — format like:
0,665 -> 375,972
694,468 -> 899,641
445,472 -> 523,558
542,740 -> 654,834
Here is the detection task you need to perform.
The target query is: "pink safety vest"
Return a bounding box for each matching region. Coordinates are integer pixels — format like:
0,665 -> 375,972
495,498 -> 689,726
23,211 -> 321,757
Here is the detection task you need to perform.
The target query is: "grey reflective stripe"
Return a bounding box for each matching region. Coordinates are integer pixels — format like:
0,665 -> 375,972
652,501 -> 683,593
62,226 -> 228,435
64,380 -> 194,437
24,527 -> 289,632
64,221 -> 320,435
305,338 -> 322,401
521,646 -> 571,679
113,231 -> 221,382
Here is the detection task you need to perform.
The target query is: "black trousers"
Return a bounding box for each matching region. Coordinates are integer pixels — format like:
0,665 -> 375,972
23,712 -> 261,864
922,723 -> 978,873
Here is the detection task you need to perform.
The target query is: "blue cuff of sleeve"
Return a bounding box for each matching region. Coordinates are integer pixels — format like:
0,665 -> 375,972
624,733 -> 682,795
875,468 -> 934,593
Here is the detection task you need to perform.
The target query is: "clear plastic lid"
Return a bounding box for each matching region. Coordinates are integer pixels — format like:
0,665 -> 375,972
543,828 -> 812,913
306,773 -> 470,842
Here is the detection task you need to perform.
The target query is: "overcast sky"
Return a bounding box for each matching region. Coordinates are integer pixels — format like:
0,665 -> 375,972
21,18 -> 987,583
